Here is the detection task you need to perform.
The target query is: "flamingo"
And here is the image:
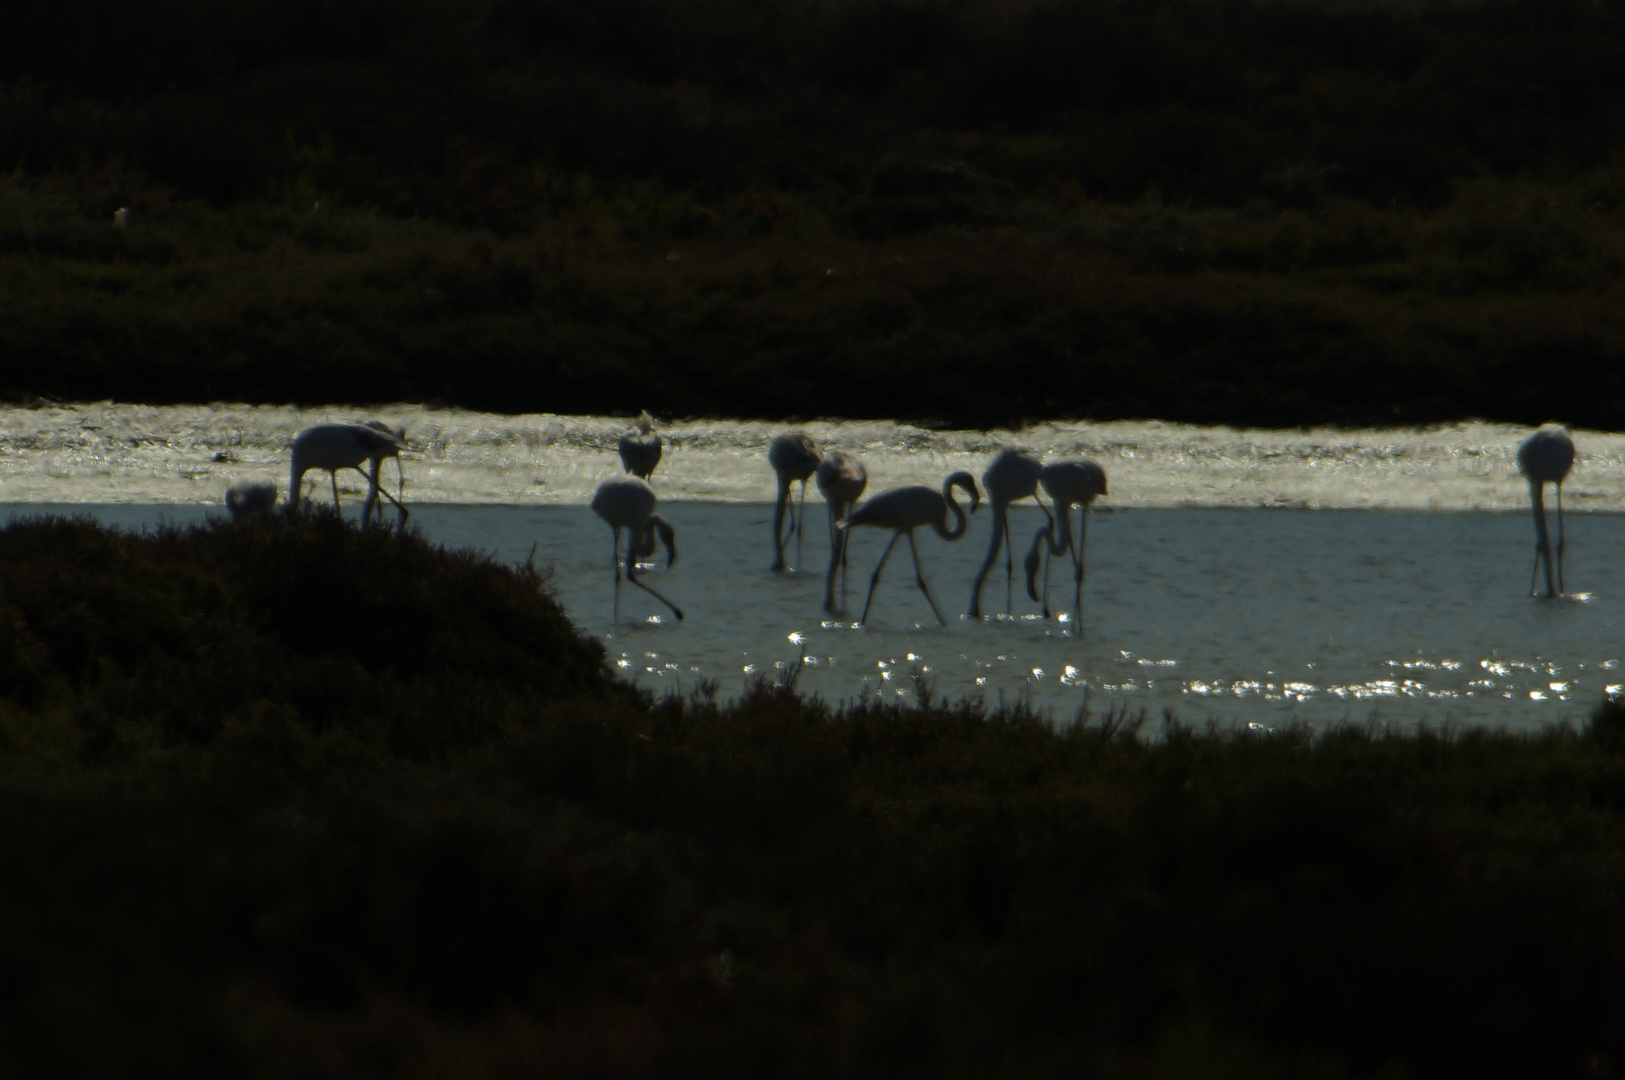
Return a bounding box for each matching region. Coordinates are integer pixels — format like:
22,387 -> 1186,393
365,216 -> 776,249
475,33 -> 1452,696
287,422 -> 409,525
1022,459 -> 1108,634
768,430 -> 821,571
617,411 -> 663,480
224,480 -> 277,520
1517,423 -> 1576,598
842,471 -> 981,626
590,477 -> 683,622
967,447 -> 1050,619
816,449 -> 868,612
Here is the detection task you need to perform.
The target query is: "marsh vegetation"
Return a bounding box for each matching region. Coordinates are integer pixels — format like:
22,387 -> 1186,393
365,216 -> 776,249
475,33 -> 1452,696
3,0 -> 1624,425
1,514 -> 1622,1077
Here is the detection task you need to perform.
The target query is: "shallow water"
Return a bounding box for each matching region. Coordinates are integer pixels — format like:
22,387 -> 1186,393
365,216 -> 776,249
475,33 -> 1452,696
9,500 -> 1619,733
4,404 -> 1617,730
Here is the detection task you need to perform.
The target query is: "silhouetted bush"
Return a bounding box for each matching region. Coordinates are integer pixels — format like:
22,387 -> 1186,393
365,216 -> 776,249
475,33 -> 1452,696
1,519 -> 1624,1076
3,1 -> 1625,425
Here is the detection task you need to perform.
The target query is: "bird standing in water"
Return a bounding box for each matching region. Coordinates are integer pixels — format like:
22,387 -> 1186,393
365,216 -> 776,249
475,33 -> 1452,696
287,421 -> 409,525
816,449 -> 868,612
768,430 -> 821,571
842,471 -> 980,626
591,476 -> 683,623
968,447 -> 1049,619
1023,459 -> 1108,634
1517,423 -> 1575,598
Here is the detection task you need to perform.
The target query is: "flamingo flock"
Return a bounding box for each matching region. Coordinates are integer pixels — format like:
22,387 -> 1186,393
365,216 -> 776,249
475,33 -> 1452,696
250,415 -> 1581,625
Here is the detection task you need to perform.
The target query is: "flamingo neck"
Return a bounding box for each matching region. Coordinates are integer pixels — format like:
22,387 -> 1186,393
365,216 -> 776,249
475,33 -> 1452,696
1051,500 -> 1075,555
650,514 -> 678,566
938,478 -> 972,540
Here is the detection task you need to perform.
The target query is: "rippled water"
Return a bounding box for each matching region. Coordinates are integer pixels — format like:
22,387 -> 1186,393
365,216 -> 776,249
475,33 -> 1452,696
8,501 -> 1619,734
2,404 -> 1620,731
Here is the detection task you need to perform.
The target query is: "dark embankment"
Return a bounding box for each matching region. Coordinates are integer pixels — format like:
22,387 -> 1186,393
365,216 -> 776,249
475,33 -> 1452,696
1,515 -> 1623,1077
3,0 -> 1625,427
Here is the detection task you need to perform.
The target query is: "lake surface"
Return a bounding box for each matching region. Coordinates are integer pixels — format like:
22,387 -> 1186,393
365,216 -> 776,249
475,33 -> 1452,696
2,403 -> 1620,732
6,501 -> 1618,734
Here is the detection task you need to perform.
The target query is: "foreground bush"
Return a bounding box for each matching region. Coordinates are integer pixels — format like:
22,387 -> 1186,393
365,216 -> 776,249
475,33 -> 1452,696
0,517 -> 1622,1078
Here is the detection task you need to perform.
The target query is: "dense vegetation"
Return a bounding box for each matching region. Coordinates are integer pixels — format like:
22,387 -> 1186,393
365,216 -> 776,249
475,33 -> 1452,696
3,0 -> 1624,426
2,513 -> 1624,1078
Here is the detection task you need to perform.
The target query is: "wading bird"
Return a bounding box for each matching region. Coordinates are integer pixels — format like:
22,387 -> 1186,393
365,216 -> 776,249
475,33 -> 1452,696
816,449 -> 868,612
287,421 -> 409,525
1023,459 -> 1108,634
1517,423 -> 1576,598
224,480 -> 277,520
590,477 -> 683,623
617,411 -> 663,480
842,471 -> 980,626
968,447 -> 1050,619
769,430 -> 821,571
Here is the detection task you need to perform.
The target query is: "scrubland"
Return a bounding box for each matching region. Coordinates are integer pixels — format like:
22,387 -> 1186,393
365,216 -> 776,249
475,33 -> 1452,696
1,514 -> 1622,1078
3,0 -> 1624,426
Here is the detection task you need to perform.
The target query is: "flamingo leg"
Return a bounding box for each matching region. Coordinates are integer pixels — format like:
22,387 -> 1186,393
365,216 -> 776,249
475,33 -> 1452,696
906,531 -> 947,626
359,462 -> 381,524
795,480 -> 809,572
1556,482 -> 1566,595
824,526 -> 843,614
771,479 -> 792,571
840,529 -> 851,608
1069,505 -> 1088,636
350,464 -> 409,526
861,531 -> 904,625
610,526 -> 624,621
1041,526 -> 1057,619
1529,481 -> 1557,598
968,503 -> 1006,618
840,506 -> 854,607
1005,511 -> 1017,616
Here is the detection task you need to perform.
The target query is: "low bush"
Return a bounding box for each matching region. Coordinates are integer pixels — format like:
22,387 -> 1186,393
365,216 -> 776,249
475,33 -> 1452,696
1,517 -> 1623,1077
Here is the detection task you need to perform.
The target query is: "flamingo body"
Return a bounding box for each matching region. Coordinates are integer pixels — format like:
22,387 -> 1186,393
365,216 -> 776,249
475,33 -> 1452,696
618,411 -> 663,480
843,471 -> 981,625
769,430 -> 821,571
1517,423 -> 1575,598
225,480 -> 278,520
